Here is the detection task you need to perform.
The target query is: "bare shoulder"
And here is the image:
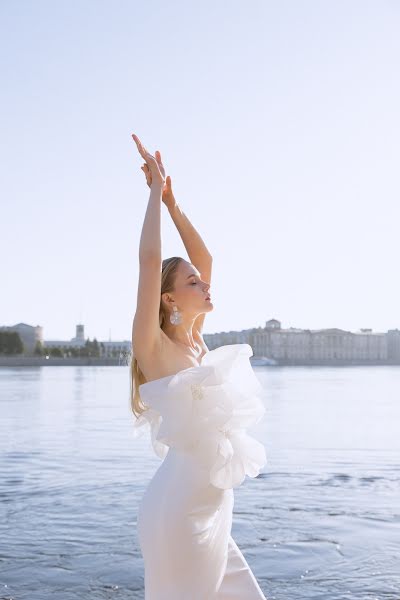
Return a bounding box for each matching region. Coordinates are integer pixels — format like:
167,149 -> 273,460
136,328 -> 209,384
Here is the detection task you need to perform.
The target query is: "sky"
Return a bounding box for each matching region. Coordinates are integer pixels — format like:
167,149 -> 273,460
1,0 -> 399,342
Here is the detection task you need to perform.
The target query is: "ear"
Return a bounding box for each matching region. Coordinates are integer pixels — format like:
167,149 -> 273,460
161,292 -> 172,308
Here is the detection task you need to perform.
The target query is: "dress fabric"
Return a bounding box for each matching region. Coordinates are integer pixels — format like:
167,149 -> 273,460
133,343 -> 268,600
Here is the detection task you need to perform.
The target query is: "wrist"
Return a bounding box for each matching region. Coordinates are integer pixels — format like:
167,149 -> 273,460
167,200 -> 178,212
150,181 -> 163,193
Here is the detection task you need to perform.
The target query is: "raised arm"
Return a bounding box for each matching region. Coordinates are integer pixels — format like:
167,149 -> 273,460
131,134 -> 165,361
139,152 -> 213,334
167,202 -> 213,334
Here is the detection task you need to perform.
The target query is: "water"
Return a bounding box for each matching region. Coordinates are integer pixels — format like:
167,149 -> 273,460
0,365 -> 399,600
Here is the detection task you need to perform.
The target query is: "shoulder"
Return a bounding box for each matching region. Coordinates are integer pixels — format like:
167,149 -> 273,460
134,328 -> 166,378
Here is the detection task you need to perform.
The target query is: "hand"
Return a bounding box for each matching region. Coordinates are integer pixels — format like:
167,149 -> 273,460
131,133 -> 165,188
139,149 -> 176,211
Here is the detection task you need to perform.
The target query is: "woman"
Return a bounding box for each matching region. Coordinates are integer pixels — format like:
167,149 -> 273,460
130,133 -> 268,599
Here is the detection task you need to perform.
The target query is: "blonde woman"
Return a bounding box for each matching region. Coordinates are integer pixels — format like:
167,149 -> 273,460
130,133 -> 268,599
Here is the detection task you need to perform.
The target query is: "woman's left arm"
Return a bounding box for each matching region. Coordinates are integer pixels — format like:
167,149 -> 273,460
168,201 -> 212,270
169,201 -> 212,333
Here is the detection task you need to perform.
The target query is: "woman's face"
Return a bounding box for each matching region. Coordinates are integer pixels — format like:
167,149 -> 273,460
164,261 -> 213,317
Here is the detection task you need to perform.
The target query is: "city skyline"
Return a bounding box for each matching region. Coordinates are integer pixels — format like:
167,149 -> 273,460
2,318 -> 399,365
3,316 -> 399,345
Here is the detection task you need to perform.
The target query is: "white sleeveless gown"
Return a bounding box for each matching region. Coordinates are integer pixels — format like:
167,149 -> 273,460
132,343 -> 268,599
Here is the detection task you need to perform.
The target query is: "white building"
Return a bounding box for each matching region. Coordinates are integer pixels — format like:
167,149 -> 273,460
204,318 -> 400,364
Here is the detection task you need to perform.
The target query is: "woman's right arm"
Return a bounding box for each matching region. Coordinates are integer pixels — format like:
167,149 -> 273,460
132,182 -> 163,359
132,184 -> 162,362
139,182 -> 162,263
131,134 -> 166,360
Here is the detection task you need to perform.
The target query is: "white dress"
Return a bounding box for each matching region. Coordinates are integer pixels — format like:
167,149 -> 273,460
132,343 -> 268,600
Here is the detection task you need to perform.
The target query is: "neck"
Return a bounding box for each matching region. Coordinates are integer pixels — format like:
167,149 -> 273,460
163,318 -> 198,350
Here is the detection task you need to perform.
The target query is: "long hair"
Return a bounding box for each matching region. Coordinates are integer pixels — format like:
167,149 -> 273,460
129,256 -> 184,419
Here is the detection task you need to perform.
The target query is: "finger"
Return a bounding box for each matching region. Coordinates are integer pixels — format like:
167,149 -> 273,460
155,150 -> 164,166
141,166 -> 151,184
144,152 -> 153,163
132,134 -> 153,163
132,133 -> 143,149
132,134 -> 147,159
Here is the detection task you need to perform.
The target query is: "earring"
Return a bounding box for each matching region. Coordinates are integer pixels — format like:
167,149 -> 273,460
170,306 -> 182,325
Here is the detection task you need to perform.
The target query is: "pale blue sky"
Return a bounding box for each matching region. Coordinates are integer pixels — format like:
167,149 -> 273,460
1,1 -> 399,342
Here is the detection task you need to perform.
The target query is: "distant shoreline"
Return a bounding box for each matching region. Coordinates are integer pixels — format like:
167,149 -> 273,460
0,356 -> 127,367
0,355 -> 399,367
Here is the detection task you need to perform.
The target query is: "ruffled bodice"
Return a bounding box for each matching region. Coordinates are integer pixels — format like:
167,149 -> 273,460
132,343 -> 267,490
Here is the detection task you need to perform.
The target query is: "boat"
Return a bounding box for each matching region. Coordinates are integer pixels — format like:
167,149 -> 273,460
250,355 -> 278,366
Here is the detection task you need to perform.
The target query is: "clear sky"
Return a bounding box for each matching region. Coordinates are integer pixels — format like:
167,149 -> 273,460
1,1 -> 399,342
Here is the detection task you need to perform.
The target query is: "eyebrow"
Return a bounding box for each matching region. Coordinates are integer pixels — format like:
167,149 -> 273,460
186,273 -> 200,279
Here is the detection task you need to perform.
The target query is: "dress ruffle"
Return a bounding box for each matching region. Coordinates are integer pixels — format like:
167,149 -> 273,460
132,343 -> 267,489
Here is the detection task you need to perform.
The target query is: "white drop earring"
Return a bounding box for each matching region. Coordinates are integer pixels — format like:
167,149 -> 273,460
170,306 -> 182,325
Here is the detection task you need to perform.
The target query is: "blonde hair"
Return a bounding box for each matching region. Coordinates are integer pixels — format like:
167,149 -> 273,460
129,256 -> 185,419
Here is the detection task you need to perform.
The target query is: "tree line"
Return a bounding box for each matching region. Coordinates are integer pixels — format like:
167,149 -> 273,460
0,332 -> 109,357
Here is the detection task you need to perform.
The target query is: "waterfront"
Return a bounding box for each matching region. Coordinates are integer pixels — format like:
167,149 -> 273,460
0,364 -> 399,599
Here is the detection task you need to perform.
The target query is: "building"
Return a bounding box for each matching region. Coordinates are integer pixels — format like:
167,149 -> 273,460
0,322 -> 43,355
2,319 -> 399,365
204,318 -> 400,365
100,340 -> 131,359
45,324 -> 131,358
45,324 -> 87,349
387,329 -> 400,361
